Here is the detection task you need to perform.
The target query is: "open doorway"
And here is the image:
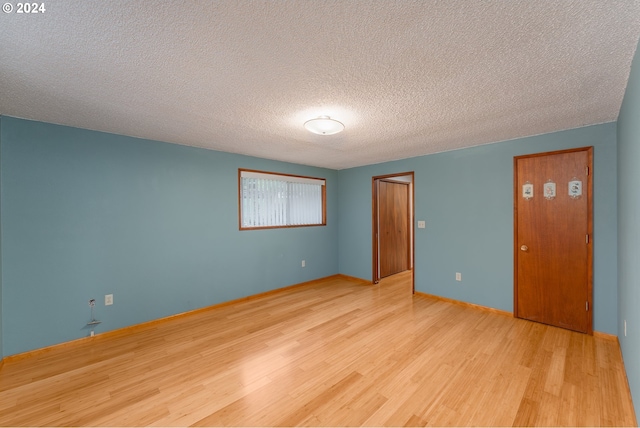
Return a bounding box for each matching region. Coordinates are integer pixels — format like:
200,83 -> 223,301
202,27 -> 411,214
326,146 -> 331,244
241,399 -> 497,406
372,172 -> 415,292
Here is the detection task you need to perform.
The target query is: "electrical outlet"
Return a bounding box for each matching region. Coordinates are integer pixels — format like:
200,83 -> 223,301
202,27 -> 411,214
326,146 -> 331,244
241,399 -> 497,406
302,260 -> 306,268
456,272 -> 462,281
418,220 -> 426,229
105,294 -> 113,306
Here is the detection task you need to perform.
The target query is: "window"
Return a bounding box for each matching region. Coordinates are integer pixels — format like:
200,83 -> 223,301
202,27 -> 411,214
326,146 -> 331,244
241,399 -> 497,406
239,169 -> 326,229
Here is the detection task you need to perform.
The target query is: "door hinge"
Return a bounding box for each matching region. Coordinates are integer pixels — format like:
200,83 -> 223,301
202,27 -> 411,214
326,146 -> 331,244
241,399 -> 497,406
586,301 -> 589,311
586,166 -> 590,176
586,234 -> 590,244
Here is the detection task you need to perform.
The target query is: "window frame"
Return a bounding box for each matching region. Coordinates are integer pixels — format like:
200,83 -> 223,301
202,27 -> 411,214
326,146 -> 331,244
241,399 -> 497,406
238,168 -> 327,230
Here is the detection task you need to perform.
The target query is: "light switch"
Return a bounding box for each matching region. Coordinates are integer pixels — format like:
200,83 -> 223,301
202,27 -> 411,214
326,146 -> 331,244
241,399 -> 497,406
418,220 -> 426,229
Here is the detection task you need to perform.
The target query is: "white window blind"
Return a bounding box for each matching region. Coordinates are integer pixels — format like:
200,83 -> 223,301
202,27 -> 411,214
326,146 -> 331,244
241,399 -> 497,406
240,170 -> 326,229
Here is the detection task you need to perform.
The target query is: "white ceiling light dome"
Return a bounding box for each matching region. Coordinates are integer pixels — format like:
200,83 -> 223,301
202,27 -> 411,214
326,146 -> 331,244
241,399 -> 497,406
304,116 -> 345,135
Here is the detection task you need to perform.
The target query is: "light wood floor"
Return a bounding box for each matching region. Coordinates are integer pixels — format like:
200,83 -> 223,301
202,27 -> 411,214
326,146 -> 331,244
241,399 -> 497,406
0,271 -> 636,426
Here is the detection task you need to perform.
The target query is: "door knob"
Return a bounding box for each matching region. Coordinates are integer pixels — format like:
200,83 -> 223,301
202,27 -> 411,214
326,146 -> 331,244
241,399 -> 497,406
520,245 -> 528,251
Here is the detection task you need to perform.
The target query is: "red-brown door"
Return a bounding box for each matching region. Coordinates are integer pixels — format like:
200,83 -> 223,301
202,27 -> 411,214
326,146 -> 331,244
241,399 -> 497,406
514,147 -> 593,334
379,180 -> 410,278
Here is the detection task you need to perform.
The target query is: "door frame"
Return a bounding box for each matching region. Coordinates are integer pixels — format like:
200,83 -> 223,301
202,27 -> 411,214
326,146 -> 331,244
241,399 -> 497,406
372,171 -> 415,292
513,147 -> 593,334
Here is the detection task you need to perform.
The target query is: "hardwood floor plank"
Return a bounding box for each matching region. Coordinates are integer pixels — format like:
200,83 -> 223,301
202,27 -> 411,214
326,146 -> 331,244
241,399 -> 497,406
513,397 -> 540,427
544,347 -> 566,396
0,271 -> 635,426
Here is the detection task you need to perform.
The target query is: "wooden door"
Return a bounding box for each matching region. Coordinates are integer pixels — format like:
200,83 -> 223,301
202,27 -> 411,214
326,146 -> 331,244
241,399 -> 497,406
514,147 -> 593,334
379,180 -> 410,278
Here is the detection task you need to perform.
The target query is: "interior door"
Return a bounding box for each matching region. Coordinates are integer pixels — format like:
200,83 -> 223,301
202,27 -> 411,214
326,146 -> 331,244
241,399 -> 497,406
514,147 -> 593,334
379,180 -> 410,278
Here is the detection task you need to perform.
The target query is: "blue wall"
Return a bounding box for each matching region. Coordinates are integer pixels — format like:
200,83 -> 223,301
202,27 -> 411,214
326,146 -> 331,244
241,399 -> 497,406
0,116 -> 623,358
0,116 -> 338,356
339,123 -> 618,334
617,42 -> 640,418
0,117 -> 3,360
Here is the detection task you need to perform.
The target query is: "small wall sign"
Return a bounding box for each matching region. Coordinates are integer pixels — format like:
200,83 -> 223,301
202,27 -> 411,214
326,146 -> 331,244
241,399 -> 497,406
522,181 -> 533,200
544,180 -> 556,200
569,179 -> 582,199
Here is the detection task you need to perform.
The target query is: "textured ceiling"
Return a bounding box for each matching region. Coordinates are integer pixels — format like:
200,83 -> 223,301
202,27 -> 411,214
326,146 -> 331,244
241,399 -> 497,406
1,1 -> 640,169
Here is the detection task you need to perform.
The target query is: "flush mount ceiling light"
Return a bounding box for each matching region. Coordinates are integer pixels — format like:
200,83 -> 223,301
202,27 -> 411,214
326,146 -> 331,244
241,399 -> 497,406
304,116 -> 345,135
